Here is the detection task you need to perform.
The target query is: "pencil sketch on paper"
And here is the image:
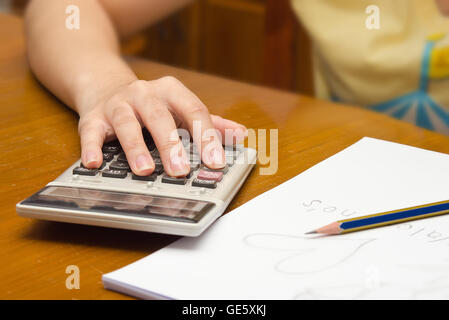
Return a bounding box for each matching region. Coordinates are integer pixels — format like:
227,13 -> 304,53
243,232 -> 449,299
292,271 -> 449,299
243,233 -> 376,275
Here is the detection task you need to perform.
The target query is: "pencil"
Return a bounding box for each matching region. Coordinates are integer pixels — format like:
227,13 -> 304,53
305,199 -> 449,235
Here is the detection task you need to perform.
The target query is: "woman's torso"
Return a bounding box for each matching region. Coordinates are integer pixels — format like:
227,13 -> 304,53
291,0 -> 449,135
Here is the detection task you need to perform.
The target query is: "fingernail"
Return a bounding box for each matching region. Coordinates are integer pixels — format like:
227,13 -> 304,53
207,145 -> 225,168
136,154 -> 152,171
85,151 -> 98,167
170,153 -> 190,175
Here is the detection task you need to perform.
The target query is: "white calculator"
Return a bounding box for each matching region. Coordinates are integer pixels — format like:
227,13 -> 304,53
16,132 -> 257,236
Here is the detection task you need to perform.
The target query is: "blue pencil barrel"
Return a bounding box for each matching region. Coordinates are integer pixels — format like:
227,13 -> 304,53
341,201 -> 449,230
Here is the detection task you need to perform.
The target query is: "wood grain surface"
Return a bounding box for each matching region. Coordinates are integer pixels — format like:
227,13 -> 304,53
1,13 -> 449,299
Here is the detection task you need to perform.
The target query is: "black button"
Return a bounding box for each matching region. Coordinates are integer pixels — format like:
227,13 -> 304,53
73,166 -> 98,176
102,141 -> 121,155
103,152 -> 114,162
117,152 -> 128,163
102,169 -> 128,179
81,161 -> 105,170
192,179 -> 217,189
161,175 -> 187,185
109,160 -> 131,171
132,173 -> 157,181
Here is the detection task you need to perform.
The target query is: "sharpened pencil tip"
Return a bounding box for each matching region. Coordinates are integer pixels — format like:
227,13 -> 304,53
305,230 -> 317,235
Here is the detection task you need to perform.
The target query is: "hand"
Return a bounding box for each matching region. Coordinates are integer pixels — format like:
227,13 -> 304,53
77,76 -> 247,177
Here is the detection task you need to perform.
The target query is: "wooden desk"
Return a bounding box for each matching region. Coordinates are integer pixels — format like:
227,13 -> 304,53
2,13 -> 449,299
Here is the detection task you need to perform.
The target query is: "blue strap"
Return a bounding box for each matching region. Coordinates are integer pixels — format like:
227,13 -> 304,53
391,101 -> 413,118
427,97 -> 449,127
419,41 -> 434,92
416,97 -> 434,130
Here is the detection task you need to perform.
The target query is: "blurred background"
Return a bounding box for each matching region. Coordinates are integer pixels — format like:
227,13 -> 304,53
2,0 -> 314,95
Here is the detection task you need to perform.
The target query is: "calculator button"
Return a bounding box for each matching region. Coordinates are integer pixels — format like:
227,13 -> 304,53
117,152 -> 128,163
81,161 -> 106,170
109,161 -> 131,172
192,179 -> 217,189
102,141 -> 121,154
73,166 -> 98,176
197,170 -> 223,182
162,175 -> 187,185
102,169 -> 128,179
202,165 -> 229,174
132,173 -> 157,181
103,152 -> 114,162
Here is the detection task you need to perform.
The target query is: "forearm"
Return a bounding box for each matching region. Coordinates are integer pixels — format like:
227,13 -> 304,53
24,0 -> 241,177
99,0 -> 194,38
25,0 -> 137,115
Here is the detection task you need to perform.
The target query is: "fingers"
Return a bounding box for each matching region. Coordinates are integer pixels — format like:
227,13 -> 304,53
106,102 -> 154,175
138,99 -> 190,177
79,119 -> 105,169
210,115 -> 248,145
92,78 -> 247,178
162,77 -> 225,169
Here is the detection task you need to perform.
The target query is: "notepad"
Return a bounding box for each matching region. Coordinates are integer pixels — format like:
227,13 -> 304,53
103,137 -> 449,299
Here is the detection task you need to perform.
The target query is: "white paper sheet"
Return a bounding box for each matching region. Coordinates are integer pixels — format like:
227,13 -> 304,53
103,137 -> 449,299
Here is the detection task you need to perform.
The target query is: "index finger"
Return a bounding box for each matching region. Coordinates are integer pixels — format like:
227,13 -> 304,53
163,78 -> 225,169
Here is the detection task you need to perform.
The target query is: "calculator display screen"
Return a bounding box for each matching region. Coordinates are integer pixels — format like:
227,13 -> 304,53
22,186 -> 214,223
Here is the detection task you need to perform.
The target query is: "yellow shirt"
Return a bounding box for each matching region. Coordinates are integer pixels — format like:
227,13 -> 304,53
291,0 -> 449,135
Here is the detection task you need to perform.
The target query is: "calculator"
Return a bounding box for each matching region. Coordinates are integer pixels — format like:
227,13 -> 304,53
16,133 -> 257,236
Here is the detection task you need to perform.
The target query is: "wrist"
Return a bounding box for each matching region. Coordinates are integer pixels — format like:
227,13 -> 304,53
72,57 -> 138,116
76,74 -> 137,117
